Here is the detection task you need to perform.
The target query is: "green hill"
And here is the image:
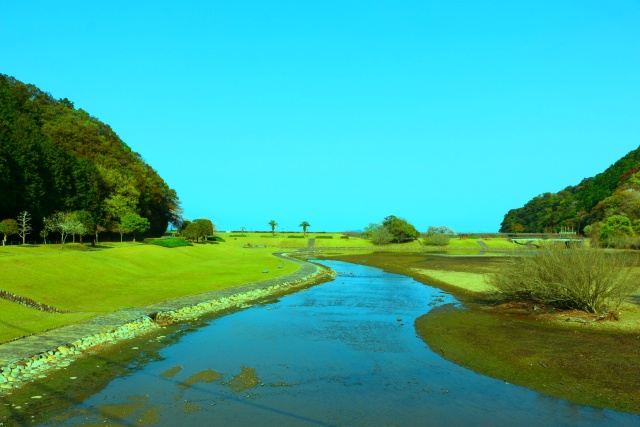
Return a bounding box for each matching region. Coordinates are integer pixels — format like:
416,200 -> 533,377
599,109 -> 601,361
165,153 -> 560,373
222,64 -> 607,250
500,146 -> 640,233
0,74 -> 180,236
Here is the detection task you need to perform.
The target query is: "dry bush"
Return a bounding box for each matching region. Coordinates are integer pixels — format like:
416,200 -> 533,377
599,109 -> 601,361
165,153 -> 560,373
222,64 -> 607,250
489,244 -> 638,313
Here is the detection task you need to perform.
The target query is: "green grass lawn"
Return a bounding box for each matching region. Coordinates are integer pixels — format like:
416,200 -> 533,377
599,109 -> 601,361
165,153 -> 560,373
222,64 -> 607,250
223,232 -> 376,248
0,241 -> 300,342
0,300 -> 95,343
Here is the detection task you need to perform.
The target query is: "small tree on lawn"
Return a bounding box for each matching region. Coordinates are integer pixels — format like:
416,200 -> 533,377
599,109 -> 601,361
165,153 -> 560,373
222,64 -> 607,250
112,222 -> 129,243
121,213 -> 150,242
241,226 -> 246,237
44,211 -> 82,249
17,211 -> 32,244
268,220 -> 278,236
0,219 -> 18,246
299,221 -> 310,237
382,215 -> 420,243
39,229 -> 49,244
370,226 -> 393,245
73,210 -> 95,243
193,218 -> 214,242
423,225 -> 456,246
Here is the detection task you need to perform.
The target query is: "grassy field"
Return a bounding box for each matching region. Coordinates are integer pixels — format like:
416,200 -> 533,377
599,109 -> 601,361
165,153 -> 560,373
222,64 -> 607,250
224,232 -> 376,248
0,233 -> 518,343
0,241 -> 300,343
222,232 -> 521,250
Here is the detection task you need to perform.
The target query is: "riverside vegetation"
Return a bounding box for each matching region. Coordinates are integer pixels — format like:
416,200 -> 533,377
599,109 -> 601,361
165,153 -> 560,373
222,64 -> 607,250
321,248 -> 640,414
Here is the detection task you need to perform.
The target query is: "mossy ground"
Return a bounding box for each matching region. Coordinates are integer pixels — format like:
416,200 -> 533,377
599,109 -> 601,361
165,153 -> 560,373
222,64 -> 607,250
321,251 -> 640,415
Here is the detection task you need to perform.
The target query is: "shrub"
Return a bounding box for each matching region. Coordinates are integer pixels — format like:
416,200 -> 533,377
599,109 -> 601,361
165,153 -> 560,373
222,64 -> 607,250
370,227 -> 393,245
148,238 -> 193,248
207,236 -> 225,242
489,245 -> 637,313
287,235 -> 306,239
315,235 -> 333,239
422,234 -> 450,246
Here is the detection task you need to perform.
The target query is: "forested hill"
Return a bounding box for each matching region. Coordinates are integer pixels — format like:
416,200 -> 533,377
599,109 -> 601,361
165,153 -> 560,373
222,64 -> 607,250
500,146 -> 640,233
0,74 -> 181,236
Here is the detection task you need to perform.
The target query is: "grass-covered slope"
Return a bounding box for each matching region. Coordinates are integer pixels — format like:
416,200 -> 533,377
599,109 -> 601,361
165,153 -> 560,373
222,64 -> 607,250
0,242 -> 300,342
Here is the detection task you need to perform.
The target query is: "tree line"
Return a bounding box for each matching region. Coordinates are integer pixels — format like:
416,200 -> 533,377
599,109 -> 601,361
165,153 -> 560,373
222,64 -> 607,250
500,146 -> 640,238
0,74 -> 181,241
0,210 -> 151,247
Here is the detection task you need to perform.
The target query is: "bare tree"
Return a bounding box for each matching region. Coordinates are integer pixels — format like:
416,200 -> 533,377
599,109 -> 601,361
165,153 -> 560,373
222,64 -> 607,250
17,211 -> 32,245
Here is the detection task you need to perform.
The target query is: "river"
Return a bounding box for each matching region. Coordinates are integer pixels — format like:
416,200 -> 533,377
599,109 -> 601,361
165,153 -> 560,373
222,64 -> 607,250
39,260 -> 639,426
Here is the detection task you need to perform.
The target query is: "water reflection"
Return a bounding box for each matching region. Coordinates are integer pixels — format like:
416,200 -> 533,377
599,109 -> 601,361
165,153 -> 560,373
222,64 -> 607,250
41,260 -> 639,426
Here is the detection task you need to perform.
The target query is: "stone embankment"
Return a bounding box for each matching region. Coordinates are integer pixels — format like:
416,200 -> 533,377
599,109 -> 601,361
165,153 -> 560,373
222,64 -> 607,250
0,253 -> 330,392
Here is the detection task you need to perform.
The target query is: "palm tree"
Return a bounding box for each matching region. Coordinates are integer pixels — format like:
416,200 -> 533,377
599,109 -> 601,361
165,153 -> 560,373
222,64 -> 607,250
240,226 -> 246,237
299,221 -> 310,237
268,220 -> 278,236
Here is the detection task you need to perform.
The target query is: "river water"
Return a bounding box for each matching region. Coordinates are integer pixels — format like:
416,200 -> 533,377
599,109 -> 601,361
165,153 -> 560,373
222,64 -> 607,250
41,260 -> 639,426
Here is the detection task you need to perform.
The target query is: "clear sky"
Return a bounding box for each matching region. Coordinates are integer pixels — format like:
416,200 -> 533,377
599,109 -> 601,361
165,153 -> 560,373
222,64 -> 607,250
2,1 -> 639,232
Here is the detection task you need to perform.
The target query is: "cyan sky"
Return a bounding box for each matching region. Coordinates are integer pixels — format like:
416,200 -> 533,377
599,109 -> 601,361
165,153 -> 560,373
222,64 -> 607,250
2,1 -> 639,232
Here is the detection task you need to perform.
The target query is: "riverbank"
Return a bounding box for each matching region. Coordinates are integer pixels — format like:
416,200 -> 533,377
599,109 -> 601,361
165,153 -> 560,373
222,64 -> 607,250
0,253 -> 332,396
321,251 -> 640,415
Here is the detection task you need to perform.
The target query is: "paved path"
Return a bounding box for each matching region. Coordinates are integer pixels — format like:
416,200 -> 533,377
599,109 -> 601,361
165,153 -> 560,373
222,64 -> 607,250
0,253 -> 319,365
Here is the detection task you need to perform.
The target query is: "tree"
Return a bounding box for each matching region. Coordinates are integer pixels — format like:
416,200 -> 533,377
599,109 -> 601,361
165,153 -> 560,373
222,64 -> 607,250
599,215 -> 634,246
44,211 -> 83,249
111,222 -> 129,243
511,223 -> 524,233
121,212 -> 150,242
426,226 -> 456,236
17,211 -> 32,244
0,219 -> 18,246
424,225 -> 455,246
268,220 -> 278,236
240,226 -> 246,237
0,75 -> 181,237
95,224 -> 106,244
39,229 -> 49,244
299,221 -> 310,237
370,226 -> 393,245
191,218 -> 215,242
182,222 -> 199,242
363,223 -> 381,239
382,215 -> 419,243
73,210 -> 95,243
